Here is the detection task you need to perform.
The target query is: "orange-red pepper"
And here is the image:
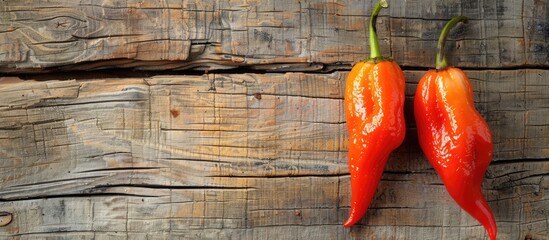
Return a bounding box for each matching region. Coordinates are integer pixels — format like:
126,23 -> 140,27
343,0 -> 406,227
414,16 -> 497,240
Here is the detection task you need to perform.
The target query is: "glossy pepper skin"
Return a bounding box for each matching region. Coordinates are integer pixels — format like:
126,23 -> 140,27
343,0 -> 406,227
414,16 -> 497,240
344,61 -> 406,227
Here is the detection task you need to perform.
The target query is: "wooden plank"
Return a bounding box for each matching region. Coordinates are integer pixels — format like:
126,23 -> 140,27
0,70 -> 547,239
1,0 -> 547,72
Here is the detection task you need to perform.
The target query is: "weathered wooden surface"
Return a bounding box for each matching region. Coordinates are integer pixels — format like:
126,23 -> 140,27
1,0 -> 548,239
1,0 -> 548,72
0,70 -> 548,239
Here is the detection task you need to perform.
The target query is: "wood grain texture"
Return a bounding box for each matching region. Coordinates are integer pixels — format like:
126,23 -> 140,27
0,70 -> 547,239
1,0 -> 548,72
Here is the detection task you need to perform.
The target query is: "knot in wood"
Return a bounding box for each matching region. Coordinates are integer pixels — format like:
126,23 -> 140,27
0,212 -> 13,227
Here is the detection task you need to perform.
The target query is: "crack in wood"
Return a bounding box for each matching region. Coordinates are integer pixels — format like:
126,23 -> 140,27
8,176 -> 103,188
4,64 -> 549,80
208,173 -> 350,179
0,193 -> 155,202
91,184 -> 254,191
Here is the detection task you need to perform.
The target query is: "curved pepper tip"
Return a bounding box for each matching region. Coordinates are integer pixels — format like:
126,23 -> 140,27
482,207 -> 497,240
343,216 -> 358,227
488,229 -> 496,240
486,215 -> 497,240
343,206 -> 364,227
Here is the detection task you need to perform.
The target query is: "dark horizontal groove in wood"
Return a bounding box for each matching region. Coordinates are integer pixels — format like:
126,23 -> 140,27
0,185 -> 254,202
10,230 -> 112,237
1,69 -> 171,81
8,176 -> 103,188
92,183 -> 254,190
3,63 -> 549,81
0,193 -> 154,202
21,99 -> 147,110
511,172 -> 549,183
491,158 -> 549,166
209,173 -> 350,179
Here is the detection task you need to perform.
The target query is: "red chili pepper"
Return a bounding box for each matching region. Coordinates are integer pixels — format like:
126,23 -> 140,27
414,16 -> 497,240
343,0 -> 406,227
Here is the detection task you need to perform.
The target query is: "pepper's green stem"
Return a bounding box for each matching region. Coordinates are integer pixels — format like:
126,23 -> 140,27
436,16 -> 468,70
369,0 -> 389,60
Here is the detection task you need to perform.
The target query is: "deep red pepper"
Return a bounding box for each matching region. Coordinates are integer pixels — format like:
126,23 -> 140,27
343,0 -> 406,227
414,16 -> 497,240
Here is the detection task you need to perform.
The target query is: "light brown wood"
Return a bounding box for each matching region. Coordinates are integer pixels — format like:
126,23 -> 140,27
1,0 -> 548,239
0,0 -> 547,72
0,70 -> 547,239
